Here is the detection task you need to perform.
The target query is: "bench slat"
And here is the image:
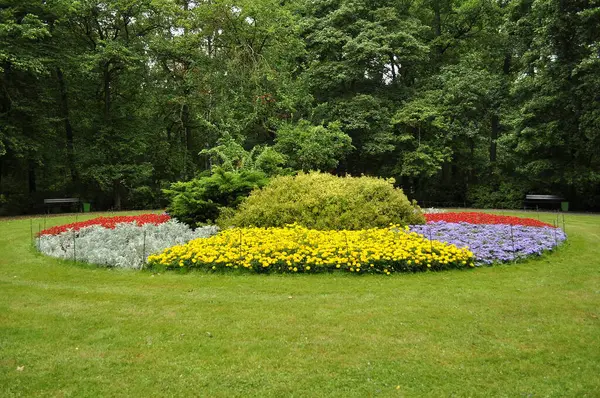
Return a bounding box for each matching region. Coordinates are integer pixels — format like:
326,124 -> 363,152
44,198 -> 80,204
525,195 -> 563,201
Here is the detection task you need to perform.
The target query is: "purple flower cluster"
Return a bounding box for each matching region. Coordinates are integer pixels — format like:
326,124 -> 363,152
410,222 -> 567,265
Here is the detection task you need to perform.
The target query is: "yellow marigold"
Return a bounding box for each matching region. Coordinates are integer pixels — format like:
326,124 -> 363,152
146,224 -> 474,274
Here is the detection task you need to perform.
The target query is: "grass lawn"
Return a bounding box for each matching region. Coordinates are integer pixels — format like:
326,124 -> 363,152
1,210 -> 599,397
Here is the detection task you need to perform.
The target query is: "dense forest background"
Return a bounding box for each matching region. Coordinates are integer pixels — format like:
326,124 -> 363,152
1,0 -> 598,215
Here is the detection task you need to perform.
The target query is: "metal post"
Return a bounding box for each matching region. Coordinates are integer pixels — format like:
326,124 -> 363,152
427,224 -> 433,255
142,230 -> 147,269
239,229 -> 243,268
345,232 -> 350,268
73,230 -> 76,262
510,224 -> 516,262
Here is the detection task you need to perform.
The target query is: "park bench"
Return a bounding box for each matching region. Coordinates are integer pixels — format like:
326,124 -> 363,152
523,194 -> 565,211
43,198 -> 81,213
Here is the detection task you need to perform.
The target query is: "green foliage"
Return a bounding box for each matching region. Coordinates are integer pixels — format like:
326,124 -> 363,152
274,120 -> 353,171
164,168 -> 269,227
200,134 -> 288,176
501,0 -> 600,209
219,172 -> 425,230
1,0 -> 599,213
467,183 -> 525,210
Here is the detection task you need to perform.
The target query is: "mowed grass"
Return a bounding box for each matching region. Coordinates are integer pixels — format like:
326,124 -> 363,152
0,211 -> 599,397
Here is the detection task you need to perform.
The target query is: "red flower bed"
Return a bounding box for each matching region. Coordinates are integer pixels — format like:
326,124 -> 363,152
424,212 -> 555,228
39,214 -> 171,236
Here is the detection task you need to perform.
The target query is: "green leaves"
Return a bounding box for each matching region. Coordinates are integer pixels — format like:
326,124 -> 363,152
219,171 -> 426,230
165,168 -> 269,227
1,0 -> 599,214
200,133 -> 288,176
274,120 -> 353,171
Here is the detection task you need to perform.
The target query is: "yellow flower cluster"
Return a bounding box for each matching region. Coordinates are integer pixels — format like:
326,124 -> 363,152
147,224 -> 474,274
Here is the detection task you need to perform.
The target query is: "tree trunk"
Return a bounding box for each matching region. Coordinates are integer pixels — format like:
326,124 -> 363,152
28,158 -> 37,193
103,63 -> 111,119
182,99 -> 192,179
434,3 -> 442,38
433,2 -> 443,56
490,114 -> 499,162
503,53 -> 511,75
113,180 -> 121,210
389,54 -> 396,82
442,161 -> 452,184
183,103 -> 191,152
469,137 -> 475,182
489,53 -> 511,163
57,67 -> 78,184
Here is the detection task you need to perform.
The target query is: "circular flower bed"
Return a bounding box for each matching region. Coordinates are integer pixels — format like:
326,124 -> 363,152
412,212 -> 566,265
36,214 -> 218,269
37,211 -> 566,272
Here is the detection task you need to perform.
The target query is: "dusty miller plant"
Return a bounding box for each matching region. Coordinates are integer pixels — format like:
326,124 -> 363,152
37,220 -> 218,269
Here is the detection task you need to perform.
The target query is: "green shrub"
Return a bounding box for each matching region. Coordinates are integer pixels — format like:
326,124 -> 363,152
200,133 -> 289,176
467,182 -> 525,209
218,172 -> 425,229
164,168 -> 269,227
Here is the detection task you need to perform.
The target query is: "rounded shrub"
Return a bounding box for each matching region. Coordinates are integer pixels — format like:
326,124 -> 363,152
164,168 -> 269,227
218,172 -> 425,229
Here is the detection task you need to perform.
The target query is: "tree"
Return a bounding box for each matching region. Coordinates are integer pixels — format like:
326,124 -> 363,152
504,0 -> 600,208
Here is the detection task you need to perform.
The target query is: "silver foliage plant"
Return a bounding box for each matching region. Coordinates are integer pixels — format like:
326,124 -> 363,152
422,208 -> 446,214
36,220 -> 218,269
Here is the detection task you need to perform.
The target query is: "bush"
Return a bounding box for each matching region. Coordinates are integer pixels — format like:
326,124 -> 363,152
164,168 -> 269,227
147,224 -> 474,274
218,172 -> 426,230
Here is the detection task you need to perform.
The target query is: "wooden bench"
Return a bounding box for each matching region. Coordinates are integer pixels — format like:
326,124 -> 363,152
523,194 -> 564,210
44,198 -> 81,213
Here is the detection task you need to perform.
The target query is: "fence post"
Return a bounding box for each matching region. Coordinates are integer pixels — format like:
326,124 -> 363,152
510,224 -> 516,262
142,230 -> 147,269
427,224 -> 433,255
73,230 -> 76,262
345,232 -> 350,268
238,229 -> 243,268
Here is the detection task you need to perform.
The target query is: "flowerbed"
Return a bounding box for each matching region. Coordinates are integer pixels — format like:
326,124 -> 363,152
36,215 -> 218,269
146,224 -> 475,274
424,212 -> 555,228
37,212 -> 566,272
39,214 -> 171,236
